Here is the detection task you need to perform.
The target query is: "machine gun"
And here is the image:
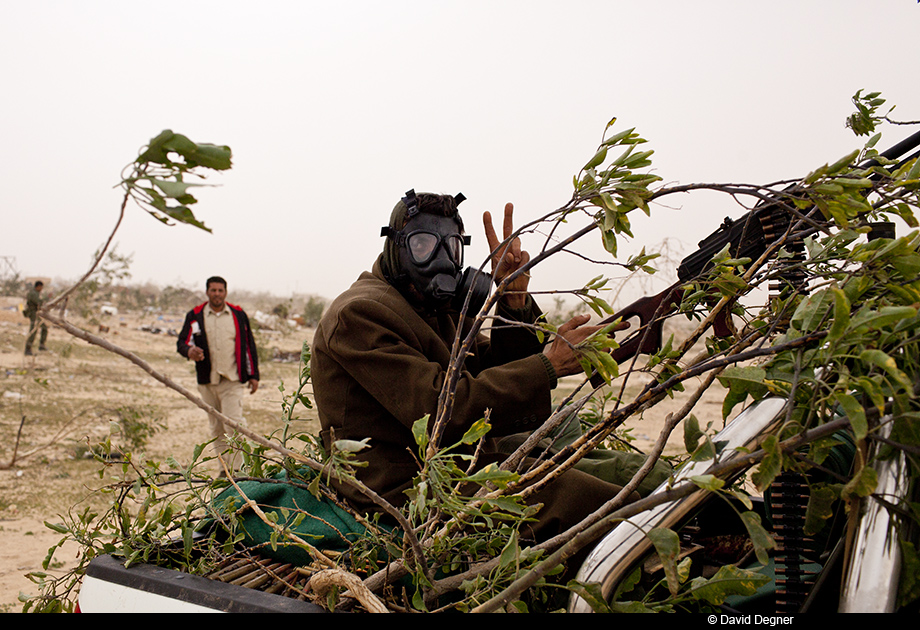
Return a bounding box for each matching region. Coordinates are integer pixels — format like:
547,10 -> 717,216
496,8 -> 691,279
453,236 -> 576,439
590,129 -> 920,386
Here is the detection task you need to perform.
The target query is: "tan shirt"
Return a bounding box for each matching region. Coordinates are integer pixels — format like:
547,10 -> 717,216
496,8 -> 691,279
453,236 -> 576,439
204,305 -> 238,384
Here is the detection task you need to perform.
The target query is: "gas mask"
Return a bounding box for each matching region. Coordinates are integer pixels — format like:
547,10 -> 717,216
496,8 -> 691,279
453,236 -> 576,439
381,190 -> 492,315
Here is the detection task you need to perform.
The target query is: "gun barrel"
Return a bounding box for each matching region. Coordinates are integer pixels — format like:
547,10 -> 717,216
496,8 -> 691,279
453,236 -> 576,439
676,131 -> 920,284
860,128 -> 920,169
590,129 -> 920,382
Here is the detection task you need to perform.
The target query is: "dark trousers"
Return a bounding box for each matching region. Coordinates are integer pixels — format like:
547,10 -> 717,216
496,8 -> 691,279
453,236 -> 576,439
25,315 -> 48,353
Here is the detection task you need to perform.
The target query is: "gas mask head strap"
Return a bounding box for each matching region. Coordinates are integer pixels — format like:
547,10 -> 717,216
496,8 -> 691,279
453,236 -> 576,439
380,189 -> 470,242
403,189 -> 420,219
405,189 -> 466,217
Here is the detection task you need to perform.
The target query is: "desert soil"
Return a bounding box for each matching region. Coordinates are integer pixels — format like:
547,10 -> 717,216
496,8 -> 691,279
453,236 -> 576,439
0,304 -> 723,613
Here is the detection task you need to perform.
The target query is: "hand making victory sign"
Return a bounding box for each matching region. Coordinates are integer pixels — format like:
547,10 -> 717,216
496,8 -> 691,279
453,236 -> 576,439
483,202 -> 531,310
483,202 -> 628,378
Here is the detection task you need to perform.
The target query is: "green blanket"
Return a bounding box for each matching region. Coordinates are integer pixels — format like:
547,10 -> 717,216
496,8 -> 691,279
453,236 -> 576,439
213,472 -> 382,566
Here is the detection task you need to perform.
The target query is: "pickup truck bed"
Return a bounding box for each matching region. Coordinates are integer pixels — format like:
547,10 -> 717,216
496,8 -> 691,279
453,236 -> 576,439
78,554 -> 326,613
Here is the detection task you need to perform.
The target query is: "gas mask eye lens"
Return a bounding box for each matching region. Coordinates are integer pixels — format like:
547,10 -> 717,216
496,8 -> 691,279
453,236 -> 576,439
407,232 -> 439,264
445,235 -> 463,264
406,231 -> 464,266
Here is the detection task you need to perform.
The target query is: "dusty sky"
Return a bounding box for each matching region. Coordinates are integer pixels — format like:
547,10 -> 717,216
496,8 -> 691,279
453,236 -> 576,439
3,1 -> 919,306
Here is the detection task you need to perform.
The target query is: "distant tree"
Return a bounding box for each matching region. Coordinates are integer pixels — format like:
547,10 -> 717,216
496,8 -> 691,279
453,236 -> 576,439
302,295 -> 327,327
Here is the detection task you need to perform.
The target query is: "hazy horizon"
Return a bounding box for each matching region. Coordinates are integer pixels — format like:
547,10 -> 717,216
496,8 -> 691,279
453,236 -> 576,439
4,1 -> 920,308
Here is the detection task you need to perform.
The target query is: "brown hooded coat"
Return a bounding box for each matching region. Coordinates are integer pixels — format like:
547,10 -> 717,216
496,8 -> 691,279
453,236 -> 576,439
312,258 -> 629,543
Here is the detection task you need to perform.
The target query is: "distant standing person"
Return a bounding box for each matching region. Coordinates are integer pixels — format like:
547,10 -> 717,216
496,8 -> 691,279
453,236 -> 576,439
177,276 -> 260,470
23,280 -> 49,356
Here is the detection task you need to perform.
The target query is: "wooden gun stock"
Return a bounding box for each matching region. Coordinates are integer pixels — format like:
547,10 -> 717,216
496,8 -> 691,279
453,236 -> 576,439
589,282 -> 734,387
588,283 -> 682,387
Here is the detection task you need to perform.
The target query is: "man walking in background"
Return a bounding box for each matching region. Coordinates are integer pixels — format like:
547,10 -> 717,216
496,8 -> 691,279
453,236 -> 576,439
177,276 -> 259,471
23,280 -> 49,356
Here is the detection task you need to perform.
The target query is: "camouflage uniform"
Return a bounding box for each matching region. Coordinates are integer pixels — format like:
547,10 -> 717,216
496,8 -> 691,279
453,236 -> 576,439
23,286 -> 48,355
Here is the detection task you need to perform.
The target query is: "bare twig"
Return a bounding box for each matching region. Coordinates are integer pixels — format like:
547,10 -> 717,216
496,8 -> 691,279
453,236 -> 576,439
309,568 -> 389,613
0,408 -> 95,470
38,294 -> 429,577
218,456 -> 336,570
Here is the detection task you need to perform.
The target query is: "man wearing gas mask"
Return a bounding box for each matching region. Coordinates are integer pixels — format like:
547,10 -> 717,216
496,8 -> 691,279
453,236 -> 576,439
312,190 -> 643,543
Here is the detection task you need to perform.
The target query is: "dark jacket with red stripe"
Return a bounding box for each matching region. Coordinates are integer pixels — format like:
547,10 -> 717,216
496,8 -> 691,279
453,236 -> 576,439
177,302 -> 260,386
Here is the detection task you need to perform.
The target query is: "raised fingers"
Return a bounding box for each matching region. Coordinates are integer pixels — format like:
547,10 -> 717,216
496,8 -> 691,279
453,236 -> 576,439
484,203 -> 522,261
502,202 -> 514,239
483,210 -> 499,254
502,202 -> 521,261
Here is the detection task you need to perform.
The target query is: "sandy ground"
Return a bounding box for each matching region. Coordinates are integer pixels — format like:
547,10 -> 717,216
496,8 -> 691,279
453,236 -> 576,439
0,304 -> 723,613
0,306 -> 310,612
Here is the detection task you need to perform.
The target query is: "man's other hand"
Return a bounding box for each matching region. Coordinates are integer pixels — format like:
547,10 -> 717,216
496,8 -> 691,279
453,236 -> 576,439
544,314 -> 629,378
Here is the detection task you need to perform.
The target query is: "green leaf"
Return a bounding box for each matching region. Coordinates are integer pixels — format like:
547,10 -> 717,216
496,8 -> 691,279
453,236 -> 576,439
683,414 -> 703,453
898,540 -> 920,607
718,366 -> 767,393
688,436 -> 717,462
804,485 -> 838,536
188,143 -> 233,170
464,463 -> 519,488
891,254 -> 920,281
136,130 -> 232,171
834,392 -> 868,441
739,511 -> 776,565
161,204 -> 211,232
726,489 -> 754,511
827,149 -> 861,174
859,348 -> 914,392
583,147 -> 608,171
689,564 -> 771,605
611,144 -> 637,168
892,413 -> 920,447
601,126 -> 637,147
612,564 -> 643,601
565,581 -> 612,613
849,306 -> 917,334
827,287 -> 851,344
720,388 -> 749,421
791,289 -> 835,333
751,435 -> 783,492
498,529 -> 520,569
842,464 -> 877,500
182,522 -> 193,557
412,415 -> 430,451
601,229 -> 618,257
609,600 -> 661,613
579,344 -> 621,384
647,527 -> 681,596
460,418 -> 491,445
712,269 -> 748,298
892,202 -> 919,228
690,474 -> 724,491
855,376 -> 887,415
479,495 -> 527,514
907,157 -> 920,182
150,178 -> 205,199
43,522 -> 69,535
717,366 -> 768,419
